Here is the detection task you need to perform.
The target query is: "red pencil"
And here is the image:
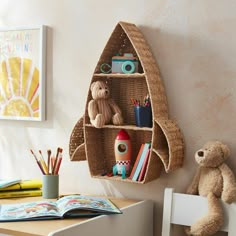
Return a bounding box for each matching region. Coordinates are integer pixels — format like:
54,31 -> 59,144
55,155 -> 62,174
30,149 -> 45,175
52,148 -> 60,175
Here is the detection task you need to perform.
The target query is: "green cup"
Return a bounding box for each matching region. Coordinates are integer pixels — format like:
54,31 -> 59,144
42,175 -> 59,199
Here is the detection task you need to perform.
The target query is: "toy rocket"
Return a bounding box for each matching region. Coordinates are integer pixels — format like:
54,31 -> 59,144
113,129 -> 131,179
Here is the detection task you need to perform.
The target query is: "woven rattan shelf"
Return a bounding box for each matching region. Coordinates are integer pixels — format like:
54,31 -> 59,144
69,21 -> 184,184
93,73 -> 145,78
85,124 -> 152,131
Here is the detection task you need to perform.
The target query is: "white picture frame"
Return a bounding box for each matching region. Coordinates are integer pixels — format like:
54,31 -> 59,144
0,25 -> 46,121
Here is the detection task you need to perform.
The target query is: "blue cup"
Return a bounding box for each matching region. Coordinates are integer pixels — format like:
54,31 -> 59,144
134,106 -> 152,128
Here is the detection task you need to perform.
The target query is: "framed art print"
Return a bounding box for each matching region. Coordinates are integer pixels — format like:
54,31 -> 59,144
0,25 -> 46,121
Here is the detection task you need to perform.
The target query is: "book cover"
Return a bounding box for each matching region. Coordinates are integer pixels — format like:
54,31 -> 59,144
0,179 -> 21,188
0,179 -> 42,191
132,143 -> 151,181
0,189 -> 42,199
129,144 -> 144,179
0,195 -> 122,222
138,148 -> 150,182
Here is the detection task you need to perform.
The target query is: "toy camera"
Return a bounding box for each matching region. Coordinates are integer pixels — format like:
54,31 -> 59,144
112,53 -> 139,74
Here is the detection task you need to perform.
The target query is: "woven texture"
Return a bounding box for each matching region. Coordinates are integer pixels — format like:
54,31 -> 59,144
69,21 -> 184,184
69,117 -> 86,161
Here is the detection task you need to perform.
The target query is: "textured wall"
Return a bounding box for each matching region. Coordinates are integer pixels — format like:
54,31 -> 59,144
0,1 -> 235,235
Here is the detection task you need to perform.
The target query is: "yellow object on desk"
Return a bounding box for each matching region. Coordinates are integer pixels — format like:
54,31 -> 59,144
0,189 -> 42,199
0,179 -> 21,188
0,179 -> 42,191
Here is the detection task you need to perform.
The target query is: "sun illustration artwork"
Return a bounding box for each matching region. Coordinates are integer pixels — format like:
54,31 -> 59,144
0,57 -> 40,119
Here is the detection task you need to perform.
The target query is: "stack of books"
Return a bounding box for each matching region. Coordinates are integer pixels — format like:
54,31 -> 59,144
129,142 -> 151,182
0,179 -> 42,198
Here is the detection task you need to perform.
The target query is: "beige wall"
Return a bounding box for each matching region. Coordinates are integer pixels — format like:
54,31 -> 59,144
0,1 -> 235,235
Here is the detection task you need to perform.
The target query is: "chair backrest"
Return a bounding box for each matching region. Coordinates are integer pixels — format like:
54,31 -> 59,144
162,188 -> 236,236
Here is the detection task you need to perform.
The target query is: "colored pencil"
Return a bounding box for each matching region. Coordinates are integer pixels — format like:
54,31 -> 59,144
39,150 -> 48,174
55,150 -> 63,174
30,149 -> 45,175
47,149 -> 51,174
52,148 -> 60,175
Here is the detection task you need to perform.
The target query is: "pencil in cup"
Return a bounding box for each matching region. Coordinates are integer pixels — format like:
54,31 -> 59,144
30,148 -> 63,175
30,149 -> 46,175
39,150 -> 48,174
51,148 -> 63,175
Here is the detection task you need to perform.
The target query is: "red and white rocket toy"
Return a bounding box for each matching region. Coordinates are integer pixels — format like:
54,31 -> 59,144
113,129 -> 132,179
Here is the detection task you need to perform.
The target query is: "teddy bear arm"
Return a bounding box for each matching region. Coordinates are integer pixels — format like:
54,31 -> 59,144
88,100 -> 99,120
186,168 -> 201,195
219,163 -> 236,203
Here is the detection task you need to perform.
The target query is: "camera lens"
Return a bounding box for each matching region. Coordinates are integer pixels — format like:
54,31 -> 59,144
122,61 -> 135,74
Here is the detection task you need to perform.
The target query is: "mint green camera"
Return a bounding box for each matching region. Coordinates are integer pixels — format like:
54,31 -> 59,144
112,53 -> 139,74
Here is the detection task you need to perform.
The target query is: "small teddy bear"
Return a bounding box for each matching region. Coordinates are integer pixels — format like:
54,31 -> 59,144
185,141 -> 236,236
88,80 -> 123,128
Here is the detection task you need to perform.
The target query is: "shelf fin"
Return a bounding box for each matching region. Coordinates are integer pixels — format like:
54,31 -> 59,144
69,116 -> 86,161
153,119 -> 184,173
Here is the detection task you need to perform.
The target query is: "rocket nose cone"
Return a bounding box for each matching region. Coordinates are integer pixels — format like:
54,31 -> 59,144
116,129 -> 130,140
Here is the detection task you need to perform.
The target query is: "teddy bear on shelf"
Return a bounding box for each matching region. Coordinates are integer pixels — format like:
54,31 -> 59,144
185,141 -> 236,236
88,80 -> 123,128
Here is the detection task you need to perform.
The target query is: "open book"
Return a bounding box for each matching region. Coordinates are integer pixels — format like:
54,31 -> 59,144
0,195 -> 122,222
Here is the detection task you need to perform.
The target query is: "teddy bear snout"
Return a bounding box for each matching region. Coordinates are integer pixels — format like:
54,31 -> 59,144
104,90 -> 110,97
197,151 -> 204,157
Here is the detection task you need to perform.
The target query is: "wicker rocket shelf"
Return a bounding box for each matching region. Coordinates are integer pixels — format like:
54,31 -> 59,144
69,21 -> 184,184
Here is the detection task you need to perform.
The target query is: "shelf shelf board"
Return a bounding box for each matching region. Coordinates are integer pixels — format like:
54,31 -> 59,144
85,124 -> 152,131
93,73 -> 145,78
92,174 -> 143,184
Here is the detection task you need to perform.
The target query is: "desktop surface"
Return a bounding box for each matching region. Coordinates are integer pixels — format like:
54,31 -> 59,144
0,196 -> 139,236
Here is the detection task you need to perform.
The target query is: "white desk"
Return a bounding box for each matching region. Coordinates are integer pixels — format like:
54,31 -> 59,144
0,197 -> 153,236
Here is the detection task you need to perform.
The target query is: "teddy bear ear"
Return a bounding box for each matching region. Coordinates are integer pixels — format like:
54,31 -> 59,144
220,143 -> 231,158
90,82 -> 96,91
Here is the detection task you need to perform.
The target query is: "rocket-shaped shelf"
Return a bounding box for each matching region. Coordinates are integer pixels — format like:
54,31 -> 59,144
69,21 -> 184,184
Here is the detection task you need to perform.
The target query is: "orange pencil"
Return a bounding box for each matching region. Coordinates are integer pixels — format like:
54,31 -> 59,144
55,153 -> 63,174
47,150 -> 51,174
52,147 -> 60,175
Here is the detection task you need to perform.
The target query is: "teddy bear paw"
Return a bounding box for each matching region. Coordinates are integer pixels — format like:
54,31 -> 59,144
91,114 -> 105,128
183,226 -> 192,235
221,188 -> 236,203
112,113 -> 123,125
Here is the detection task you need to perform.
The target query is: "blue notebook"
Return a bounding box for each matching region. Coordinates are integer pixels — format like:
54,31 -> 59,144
0,179 -> 21,188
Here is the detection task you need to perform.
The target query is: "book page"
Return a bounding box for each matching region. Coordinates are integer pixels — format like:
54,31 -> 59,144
0,201 -> 60,221
56,195 -> 121,216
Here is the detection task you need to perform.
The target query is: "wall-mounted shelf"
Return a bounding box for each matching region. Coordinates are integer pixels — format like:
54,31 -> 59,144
69,22 -> 184,184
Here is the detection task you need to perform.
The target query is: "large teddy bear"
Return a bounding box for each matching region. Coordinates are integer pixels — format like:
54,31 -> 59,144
88,80 -> 123,128
185,141 -> 236,236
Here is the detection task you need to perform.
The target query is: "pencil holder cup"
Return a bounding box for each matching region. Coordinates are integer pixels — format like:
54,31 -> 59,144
42,175 -> 59,199
134,106 -> 152,128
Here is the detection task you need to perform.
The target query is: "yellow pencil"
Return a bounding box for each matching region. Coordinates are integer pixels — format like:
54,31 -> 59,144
39,150 -> 48,174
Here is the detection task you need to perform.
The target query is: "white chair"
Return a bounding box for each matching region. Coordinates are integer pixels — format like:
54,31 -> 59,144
162,188 -> 236,236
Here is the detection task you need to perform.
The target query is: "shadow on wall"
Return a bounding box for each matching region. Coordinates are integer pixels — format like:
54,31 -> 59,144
139,24 -> 235,157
